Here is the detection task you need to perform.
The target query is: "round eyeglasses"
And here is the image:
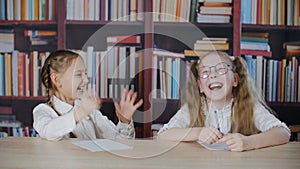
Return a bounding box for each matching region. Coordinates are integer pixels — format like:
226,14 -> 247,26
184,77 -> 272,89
198,62 -> 232,79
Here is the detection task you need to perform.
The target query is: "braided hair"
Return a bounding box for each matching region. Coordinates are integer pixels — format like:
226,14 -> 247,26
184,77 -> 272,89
40,50 -> 80,108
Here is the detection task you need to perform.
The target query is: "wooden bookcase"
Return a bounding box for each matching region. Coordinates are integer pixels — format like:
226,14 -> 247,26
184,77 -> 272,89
0,0 -> 299,138
241,24 -> 300,127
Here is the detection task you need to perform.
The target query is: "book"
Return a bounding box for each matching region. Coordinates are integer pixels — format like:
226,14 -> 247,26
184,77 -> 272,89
202,37 -> 229,41
241,41 -> 270,51
153,48 -> 184,58
196,39 -> 228,44
241,36 -> 268,43
240,49 -> 272,57
241,32 -> 269,38
184,50 -> 209,57
194,43 -> 229,51
24,30 -> 57,36
201,0 -> 232,2
199,6 -> 232,15
197,13 -> 230,23
107,35 -> 141,46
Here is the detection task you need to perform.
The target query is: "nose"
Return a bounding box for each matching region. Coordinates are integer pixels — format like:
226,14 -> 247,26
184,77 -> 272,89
209,67 -> 218,78
83,74 -> 89,84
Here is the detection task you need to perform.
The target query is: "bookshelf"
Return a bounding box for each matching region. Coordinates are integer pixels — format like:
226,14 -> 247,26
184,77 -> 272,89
0,0 -> 299,138
240,0 -> 300,133
241,24 -> 300,128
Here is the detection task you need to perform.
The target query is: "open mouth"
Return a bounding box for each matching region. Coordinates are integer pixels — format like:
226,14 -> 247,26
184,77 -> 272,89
208,82 -> 223,90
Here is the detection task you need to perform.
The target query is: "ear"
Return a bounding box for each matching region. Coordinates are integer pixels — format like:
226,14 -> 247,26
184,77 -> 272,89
197,79 -> 204,93
50,73 -> 62,88
233,73 -> 239,87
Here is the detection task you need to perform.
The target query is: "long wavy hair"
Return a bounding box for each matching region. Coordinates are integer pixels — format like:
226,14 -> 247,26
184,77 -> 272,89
187,51 -> 273,135
40,50 -> 80,107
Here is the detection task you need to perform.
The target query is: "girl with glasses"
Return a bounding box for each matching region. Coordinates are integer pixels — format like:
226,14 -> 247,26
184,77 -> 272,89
157,51 -> 290,152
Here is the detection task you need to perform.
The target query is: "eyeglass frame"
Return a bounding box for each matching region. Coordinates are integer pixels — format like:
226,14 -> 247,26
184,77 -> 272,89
197,62 -> 233,79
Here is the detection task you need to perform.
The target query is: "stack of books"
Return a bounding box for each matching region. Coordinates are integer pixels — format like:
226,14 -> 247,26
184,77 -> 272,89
240,32 -> 271,57
197,0 -> 232,23
24,30 -> 57,46
284,41 -> 300,59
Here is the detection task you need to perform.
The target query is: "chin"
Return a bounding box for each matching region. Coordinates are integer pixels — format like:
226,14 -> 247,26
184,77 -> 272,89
207,94 -> 227,102
75,92 -> 84,98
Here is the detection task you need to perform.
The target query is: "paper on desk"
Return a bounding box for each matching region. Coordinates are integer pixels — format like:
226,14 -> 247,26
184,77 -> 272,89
197,141 -> 230,151
72,139 -> 132,152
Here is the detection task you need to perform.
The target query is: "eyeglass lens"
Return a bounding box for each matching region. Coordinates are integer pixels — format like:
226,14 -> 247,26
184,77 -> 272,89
198,62 -> 231,79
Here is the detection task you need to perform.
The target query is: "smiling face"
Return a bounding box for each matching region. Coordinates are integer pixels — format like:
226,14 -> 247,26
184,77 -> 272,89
197,53 -> 239,107
52,57 -> 88,105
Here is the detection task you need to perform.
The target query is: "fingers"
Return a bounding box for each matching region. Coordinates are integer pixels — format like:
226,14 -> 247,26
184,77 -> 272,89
114,102 -> 121,113
126,89 -> 133,102
120,88 -> 142,105
213,129 -> 223,139
133,99 -> 143,110
217,135 -> 228,143
131,92 -> 138,104
121,88 -> 126,103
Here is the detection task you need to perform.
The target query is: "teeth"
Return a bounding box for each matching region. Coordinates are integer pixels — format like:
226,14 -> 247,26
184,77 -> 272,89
209,83 -> 222,90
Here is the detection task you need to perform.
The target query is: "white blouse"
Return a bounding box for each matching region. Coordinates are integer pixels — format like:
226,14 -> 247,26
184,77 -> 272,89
33,96 -> 135,141
158,100 -> 290,135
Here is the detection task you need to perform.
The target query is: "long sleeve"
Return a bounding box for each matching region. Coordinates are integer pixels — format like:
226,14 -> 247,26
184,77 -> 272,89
89,110 -> 135,139
254,103 -> 290,134
157,104 -> 190,135
33,104 -> 77,141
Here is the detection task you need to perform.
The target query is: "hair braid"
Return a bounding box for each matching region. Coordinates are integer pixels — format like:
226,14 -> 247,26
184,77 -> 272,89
40,50 -> 80,105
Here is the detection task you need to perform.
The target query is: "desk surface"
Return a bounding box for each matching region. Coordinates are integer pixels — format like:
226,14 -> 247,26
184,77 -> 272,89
0,137 -> 299,169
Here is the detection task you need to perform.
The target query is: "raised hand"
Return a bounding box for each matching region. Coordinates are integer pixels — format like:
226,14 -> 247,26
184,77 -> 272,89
114,89 -> 143,124
75,90 -> 101,123
198,127 -> 223,144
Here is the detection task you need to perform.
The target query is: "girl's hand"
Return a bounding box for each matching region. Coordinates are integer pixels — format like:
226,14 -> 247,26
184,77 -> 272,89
114,89 -> 143,124
198,127 -> 223,144
75,90 -> 101,122
217,133 -> 252,152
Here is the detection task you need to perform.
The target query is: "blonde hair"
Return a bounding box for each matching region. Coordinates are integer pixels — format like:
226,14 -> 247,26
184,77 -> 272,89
188,51 -> 273,135
40,50 -> 80,107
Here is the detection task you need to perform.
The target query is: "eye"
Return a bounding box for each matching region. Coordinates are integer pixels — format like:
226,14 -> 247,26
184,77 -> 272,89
216,67 -> 227,72
201,74 -> 209,79
201,70 -> 209,74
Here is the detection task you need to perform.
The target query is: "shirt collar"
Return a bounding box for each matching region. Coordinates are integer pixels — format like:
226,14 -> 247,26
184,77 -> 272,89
203,98 -> 233,116
208,98 -> 233,113
51,96 -> 73,115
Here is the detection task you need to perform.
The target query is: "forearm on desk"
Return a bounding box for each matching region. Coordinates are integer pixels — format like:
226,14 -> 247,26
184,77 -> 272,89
157,128 -> 202,141
249,127 -> 291,150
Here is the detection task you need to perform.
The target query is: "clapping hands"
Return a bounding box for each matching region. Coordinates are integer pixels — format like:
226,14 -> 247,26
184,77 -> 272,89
114,89 -> 143,124
75,90 -> 101,123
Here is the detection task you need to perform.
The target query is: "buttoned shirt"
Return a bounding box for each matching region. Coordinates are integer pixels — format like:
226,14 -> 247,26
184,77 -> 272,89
33,96 -> 135,141
158,100 -> 290,135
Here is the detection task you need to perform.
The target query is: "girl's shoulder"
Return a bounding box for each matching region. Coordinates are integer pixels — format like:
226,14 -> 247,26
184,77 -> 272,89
33,102 -> 53,112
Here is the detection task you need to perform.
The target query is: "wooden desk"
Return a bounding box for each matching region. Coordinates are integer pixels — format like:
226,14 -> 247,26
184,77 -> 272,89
0,137 -> 299,169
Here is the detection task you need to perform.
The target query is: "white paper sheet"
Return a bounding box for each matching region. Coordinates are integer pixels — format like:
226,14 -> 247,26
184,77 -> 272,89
72,139 -> 132,152
197,141 -> 230,151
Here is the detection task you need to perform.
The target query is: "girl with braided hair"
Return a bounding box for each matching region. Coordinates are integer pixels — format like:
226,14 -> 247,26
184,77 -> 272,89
157,51 -> 290,151
33,50 -> 143,141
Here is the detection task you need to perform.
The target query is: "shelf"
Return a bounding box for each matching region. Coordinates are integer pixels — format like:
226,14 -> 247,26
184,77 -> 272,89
242,24 -> 300,31
0,96 -> 45,101
267,102 -> 300,107
154,22 -> 233,28
0,20 -> 56,27
66,20 -> 143,26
